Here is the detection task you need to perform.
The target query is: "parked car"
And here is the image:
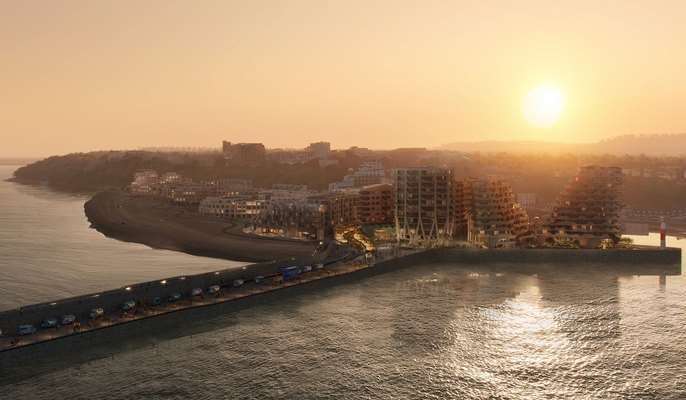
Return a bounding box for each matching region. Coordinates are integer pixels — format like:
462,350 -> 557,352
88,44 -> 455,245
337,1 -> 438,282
168,292 -> 182,302
40,317 -> 58,329
191,288 -> 203,297
279,266 -> 301,281
254,275 -> 264,284
233,279 -> 244,288
89,308 -> 105,320
315,263 -> 324,270
151,297 -> 162,306
121,300 -> 136,311
206,285 -> 221,295
17,324 -> 37,336
61,314 -> 76,325
302,265 -> 313,273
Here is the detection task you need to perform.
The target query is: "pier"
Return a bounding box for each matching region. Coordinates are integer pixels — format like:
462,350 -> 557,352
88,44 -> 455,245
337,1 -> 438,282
0,246 -> 681,357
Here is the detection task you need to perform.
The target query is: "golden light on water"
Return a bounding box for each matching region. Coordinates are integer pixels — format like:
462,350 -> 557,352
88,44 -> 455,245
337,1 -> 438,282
523,84 -> 565,128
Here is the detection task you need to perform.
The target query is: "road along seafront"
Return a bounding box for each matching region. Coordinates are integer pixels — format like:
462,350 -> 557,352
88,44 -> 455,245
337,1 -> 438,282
0,245 -> 680,369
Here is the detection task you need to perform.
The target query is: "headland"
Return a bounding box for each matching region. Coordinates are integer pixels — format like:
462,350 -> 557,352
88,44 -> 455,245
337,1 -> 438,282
84,189 -> 317,263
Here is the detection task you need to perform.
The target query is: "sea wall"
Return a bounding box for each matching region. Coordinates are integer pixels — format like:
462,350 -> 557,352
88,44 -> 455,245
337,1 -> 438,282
1,247 -> 680,338
0,246 -> 681,381
0,247 -> 680,355
425,246 -> 682,267
0,260 -> 283,338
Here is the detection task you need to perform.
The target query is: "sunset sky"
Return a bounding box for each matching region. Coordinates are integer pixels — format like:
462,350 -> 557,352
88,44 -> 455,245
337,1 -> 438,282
2,1 -> 685,157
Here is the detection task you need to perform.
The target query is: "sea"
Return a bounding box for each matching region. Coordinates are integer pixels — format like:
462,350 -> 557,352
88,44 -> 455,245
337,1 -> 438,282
1,165 -> 685,399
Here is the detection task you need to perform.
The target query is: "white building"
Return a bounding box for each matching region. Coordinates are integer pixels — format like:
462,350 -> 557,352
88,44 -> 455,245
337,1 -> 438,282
329,160 -> 388,191
130,170 -> 159,194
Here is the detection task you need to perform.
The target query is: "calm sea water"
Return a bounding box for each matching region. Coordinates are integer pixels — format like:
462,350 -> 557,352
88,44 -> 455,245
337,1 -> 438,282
0,165 -> 245,311
2,165 -> 685,399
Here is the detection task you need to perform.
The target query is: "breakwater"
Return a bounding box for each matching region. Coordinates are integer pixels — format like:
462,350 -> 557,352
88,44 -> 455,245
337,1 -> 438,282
0,246 -> 680,375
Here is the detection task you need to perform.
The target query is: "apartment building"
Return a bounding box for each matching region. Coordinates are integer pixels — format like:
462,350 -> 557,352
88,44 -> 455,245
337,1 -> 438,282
546,166 -> 624,248
357,184 -> 393,225
393,167 -> 454,246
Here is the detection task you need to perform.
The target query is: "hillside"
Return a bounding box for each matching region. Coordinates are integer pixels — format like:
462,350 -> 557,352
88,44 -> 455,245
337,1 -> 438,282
441,134 -> 686,156
9,151 -> 353,192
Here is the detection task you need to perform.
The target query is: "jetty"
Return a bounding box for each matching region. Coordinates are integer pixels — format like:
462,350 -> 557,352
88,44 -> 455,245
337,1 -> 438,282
0,245 -> 681,357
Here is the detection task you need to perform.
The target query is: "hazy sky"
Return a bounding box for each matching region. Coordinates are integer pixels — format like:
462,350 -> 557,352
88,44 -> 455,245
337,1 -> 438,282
2,1 -> 685,157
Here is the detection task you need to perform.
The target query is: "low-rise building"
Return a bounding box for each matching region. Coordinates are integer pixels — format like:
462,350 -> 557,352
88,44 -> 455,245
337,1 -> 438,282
199,196 -> 266,219
130,170 -> 159,194
327,190 -> 360,227
168,182 -> 216,205
329,160 -> 387,191
357,184 -> 393,225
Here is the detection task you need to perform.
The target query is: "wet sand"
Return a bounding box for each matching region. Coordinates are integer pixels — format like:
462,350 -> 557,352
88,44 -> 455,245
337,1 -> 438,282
84,190 -> 317,263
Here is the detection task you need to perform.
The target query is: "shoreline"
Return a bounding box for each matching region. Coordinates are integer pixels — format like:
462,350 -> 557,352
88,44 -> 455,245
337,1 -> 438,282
84,189 -> 318,263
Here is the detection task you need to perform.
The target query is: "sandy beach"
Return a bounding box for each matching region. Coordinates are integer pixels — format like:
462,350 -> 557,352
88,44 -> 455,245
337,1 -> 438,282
84,190 -> 317,262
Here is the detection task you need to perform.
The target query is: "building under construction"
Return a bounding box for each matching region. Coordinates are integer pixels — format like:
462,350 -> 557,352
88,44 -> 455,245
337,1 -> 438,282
393,167 -> 454,246
546,166 -> 624,248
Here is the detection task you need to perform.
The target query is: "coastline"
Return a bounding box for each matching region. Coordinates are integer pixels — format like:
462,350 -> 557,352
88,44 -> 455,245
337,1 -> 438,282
84,189 -> 317,263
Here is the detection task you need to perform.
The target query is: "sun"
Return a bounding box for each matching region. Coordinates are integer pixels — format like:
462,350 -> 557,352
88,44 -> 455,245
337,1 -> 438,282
522,84 -> 565,128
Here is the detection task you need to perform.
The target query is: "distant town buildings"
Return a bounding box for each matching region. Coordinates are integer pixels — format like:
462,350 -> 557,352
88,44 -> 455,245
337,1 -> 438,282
215,178 -> 252,194
128,155 -> 630,250
329,160 -> 388,191
222,141 -> 266,165
307,142 -> 331,159
130,170 -> 159,194
199,196 -> 266,219
252,198 -> 328,240
546,166 -> 624,248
